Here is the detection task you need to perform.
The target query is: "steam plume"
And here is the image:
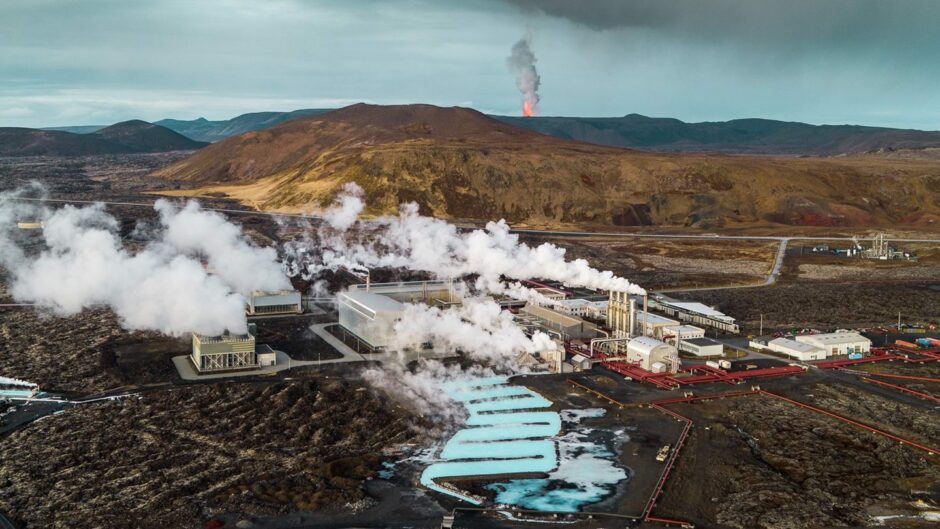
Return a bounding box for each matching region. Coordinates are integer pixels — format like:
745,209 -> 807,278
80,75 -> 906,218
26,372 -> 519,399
507,35 -> 541,116
0,188 -> 290,336
287,188 -> 646,297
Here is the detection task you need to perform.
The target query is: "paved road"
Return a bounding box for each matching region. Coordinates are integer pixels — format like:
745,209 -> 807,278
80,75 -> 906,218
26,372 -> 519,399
11,197 -> 940,243
514,229 -> 940,244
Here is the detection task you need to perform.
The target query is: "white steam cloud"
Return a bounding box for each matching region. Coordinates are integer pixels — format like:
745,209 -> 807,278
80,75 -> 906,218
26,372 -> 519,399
288,185 -> 646,297
0,188 -> 290,336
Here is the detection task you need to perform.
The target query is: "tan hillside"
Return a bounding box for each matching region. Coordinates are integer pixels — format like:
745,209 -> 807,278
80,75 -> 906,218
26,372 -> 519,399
153,103 -> 940,230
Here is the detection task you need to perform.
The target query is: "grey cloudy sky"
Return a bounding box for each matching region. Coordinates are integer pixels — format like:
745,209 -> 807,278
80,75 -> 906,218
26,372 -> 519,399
2,0 -> 940,128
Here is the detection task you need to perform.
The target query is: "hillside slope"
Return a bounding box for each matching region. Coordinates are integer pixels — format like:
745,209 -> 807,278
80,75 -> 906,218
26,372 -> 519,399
156,109 -> 332,142
494,114 -> 940,156
93,120 -> 207,152
0,121 -> 206,157
154,104 -> 940,229
0,128 -> 137,157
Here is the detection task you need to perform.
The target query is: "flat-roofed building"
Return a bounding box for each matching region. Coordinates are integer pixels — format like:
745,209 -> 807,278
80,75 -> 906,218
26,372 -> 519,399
246,290 -> 302,316
352,280 -> 460,307
519,303 -> 596,340
652,297 -> 740,334
662,324 -> 706,342
556,299 -> 609,320
795,332 -> 871,357
677,337 -> 724,357
635,312 -> 681,340
191,323 -> 259,372
768,337 -> 826,361
336,290 -> 405,350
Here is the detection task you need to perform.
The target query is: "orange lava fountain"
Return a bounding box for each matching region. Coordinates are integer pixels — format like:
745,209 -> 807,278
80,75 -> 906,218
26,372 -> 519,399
522,100 -> 536,117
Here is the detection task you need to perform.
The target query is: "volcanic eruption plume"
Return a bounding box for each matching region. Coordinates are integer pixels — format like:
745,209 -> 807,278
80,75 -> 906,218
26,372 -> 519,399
507,35 -> 540,116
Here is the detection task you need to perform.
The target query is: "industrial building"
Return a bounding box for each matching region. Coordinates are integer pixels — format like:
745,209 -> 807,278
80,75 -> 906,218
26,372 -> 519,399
662,324 -> 705,341
625,336 -> 678,371
651,296 -> 740,334
554,298 -> 608,320
519,304 -> 597,340
635,312 -> 682,340
795,332 -> 871,356
336,280 -> 461,351
191,323 -> 276,372
246,290 -> 303,316
767,338 -> 826,361
337,290 -> 405,351
676,337 -> 724,357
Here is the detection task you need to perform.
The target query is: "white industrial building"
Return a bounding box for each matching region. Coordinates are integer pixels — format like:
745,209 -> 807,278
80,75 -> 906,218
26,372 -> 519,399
635,312 -> 681,340
336,289 -> 405,351
519,304 -> 597,340
767,338 -> 827,361
677,337 -> 724,357
795,332 -> 871,356
555,299 -> 608,320
626,336 -> 678,371
336,280 -> 462,351
651,297 -> 740,334
246,290 -> 303,316
662,324 -> 705,341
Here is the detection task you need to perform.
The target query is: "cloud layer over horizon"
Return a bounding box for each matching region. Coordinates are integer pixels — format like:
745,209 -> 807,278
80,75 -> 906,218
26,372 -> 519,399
2,0 -> 940,129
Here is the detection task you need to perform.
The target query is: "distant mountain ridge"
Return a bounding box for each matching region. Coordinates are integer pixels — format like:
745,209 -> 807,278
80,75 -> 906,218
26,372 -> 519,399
494,114 -> 940,156
38,108 -> 940,155
0,120 -> 207,157
155,109 -> 332,142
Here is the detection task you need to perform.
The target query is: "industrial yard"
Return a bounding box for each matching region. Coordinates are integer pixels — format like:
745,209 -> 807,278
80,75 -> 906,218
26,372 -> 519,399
1,157 -> 939,529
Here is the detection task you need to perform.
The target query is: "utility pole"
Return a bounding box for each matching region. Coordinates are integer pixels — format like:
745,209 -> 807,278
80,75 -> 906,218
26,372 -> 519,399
759,313 -> 764,337
898,311 -> 901,331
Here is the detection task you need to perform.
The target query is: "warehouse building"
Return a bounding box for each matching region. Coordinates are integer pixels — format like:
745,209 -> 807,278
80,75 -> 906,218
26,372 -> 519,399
662,324 -> 706,341
626,336 -> 678,371
335,280 -> 462,351
795,332 -> 871,356
246,290 -> 303,316
191,323 -> 277,372
519,304 -> 597,340
336,289 -> 405,351
651,297 -> 740,334
767,337 -> 826,361
677,337 -> 725,357
554,299 -> 609,320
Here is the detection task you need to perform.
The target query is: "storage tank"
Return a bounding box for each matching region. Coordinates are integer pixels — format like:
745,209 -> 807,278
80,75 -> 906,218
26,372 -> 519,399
848,352 -> 863,360
718,360 -> 732,369
650,362 -> 667,374
705,360 -> 721,369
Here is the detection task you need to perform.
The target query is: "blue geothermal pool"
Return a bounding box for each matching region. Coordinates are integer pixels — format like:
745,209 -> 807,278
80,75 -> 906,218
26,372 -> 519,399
420,377 -> 627,511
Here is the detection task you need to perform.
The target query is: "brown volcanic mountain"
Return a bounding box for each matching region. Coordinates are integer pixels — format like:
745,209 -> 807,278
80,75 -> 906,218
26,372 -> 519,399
154,104 -> 940,229
0,120 -> 205,157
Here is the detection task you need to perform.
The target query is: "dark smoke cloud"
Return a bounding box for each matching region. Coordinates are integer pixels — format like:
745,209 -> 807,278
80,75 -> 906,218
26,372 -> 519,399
502,0 -> 940,54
